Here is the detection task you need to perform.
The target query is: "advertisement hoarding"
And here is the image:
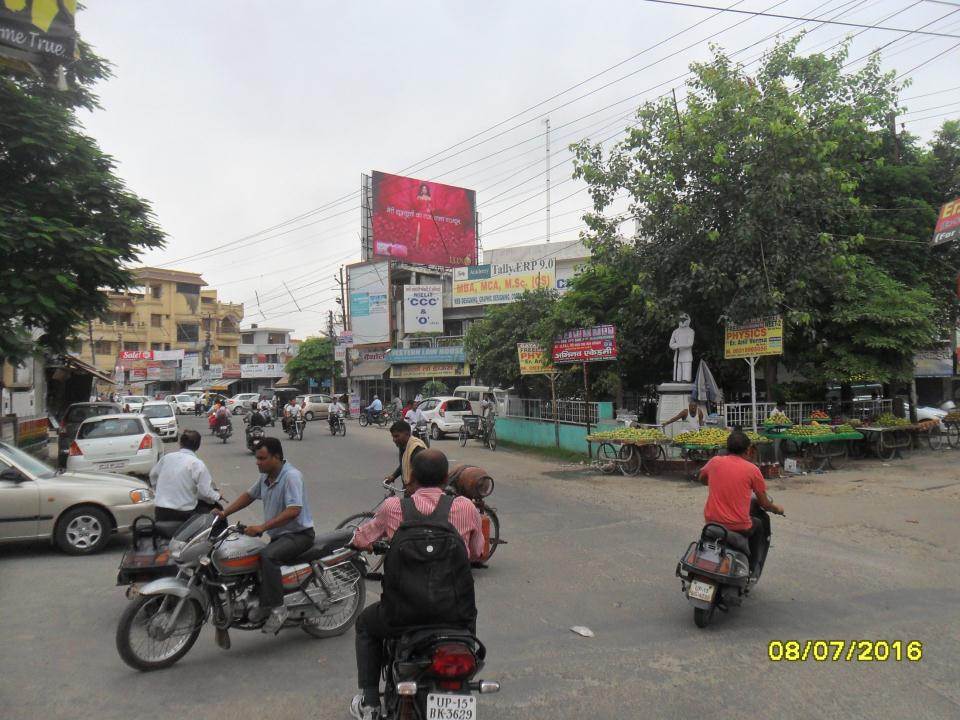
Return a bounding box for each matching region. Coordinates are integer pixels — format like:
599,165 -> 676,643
387,347 -> 466,364
372,171 -> 477,266
0,2 -> 76,65
452,259 -> 555,307
390,363 -> 470,379
336,331 -> 354,347
517,342 -> 554,375
402,284 -> 443,334
724,316 -> 784,359
240,363 -> 284,379
932,197 -> 960,246
347,261 -> 391,345
552,325 -> 617,364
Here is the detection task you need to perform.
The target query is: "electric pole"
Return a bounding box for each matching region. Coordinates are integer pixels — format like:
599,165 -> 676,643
327,309 -> 336,394
336,266 -> 352,404
543,117 -> 551,243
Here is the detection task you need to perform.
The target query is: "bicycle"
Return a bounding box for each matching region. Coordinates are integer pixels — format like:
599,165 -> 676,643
336,479 -> 402,574
458,414 -> 497,451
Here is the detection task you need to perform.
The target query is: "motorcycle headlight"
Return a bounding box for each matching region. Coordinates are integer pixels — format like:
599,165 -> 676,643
130,488 -> 154,504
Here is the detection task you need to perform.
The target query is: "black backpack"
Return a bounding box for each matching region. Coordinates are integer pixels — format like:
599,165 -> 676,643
382,494 -> 477,629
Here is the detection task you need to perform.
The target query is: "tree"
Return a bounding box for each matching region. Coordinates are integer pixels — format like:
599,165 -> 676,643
0,39 -> 165,362
419,379 -> 449,397
285,337 -> 339,387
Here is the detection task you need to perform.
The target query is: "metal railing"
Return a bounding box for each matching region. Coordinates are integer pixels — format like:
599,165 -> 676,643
505,397 -> 599,425
722,399 -> 894,427
404,335 -> 465,349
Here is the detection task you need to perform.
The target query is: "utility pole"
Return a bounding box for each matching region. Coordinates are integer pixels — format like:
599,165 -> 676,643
543,117 -> 551,243
87,319 -> 96,366
327,309 -> 336,394
203,314 -> 212,370
337,266 -> 352,404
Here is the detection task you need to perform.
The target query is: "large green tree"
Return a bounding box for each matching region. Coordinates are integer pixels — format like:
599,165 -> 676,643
0,40 -> 165,362
285,337 -> 339,387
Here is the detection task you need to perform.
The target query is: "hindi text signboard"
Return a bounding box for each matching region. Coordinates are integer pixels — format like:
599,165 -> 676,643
552,325 -> 617,364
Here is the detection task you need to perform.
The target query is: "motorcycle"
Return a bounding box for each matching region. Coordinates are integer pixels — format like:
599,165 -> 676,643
412,420 -> 431,448
115,515 -> 365,671
215,419 -> 233,444
676,498 -> 775,628
368,541 -> 500,719
286,414 -> 305,441
329,413 -> 347,436
244,415 -> 266,453
358,409 -> 389,428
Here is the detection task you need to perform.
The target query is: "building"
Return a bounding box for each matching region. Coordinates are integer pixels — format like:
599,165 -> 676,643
72,268 -> 244,395
237,325 -> 299,393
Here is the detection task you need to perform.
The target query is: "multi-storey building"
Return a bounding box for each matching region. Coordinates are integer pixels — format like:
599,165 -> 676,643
237,325 -> 299,393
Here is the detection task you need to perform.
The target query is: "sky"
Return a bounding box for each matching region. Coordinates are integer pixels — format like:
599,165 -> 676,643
76,0 -> 960,339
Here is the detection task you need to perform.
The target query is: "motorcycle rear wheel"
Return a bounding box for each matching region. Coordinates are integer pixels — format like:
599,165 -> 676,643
116,594 -> 203,671
301,570 -> 366,639
693,606 -> 714,629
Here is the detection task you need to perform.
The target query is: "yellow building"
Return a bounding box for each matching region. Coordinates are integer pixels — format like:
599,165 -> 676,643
73,268 -> 244,388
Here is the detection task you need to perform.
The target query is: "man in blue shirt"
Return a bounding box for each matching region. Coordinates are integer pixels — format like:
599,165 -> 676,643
216,436 -> 315,633
363,395 -> 383,424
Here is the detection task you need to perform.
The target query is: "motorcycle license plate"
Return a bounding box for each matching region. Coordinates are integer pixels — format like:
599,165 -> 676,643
426,693 -> 476,720
688,579 -> 716,602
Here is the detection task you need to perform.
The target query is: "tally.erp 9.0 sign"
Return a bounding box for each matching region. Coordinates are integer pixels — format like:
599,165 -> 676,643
372,171 -> 477,267
402,284 -> 443,334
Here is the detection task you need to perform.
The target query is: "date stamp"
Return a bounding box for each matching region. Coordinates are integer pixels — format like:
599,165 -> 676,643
768,640 -> 923,662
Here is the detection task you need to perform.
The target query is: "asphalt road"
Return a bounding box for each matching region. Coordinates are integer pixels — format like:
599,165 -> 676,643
2,414 -> 959,719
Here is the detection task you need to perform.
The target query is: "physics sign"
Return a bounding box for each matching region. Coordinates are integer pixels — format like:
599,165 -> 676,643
724,316 -> 784,359
517,342 -> 554,375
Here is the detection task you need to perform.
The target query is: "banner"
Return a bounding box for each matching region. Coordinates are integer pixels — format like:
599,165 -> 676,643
387,347 -> 465,364
403,284 -> 443,334
552,324 -> 617,364
517,342 -> 554,375
240,362 -> 284,379
724,316 -> 784,359
336,331 -> 354,347
391,363 -> 470,379
372,171 -> 477,266
0,1 -> 76,65
452,259 -> 555,307
334,346 -> 346,362
181,354 -> 200,381
130,368 -> 147,381
347,261 -> 390,345
119,350 -> 153,361
153,349 -> 185,362
932,197 -> 960,246
146,362 -> 177,381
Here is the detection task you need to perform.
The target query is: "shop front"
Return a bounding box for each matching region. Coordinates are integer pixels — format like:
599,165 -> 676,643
385,347 -> 470,401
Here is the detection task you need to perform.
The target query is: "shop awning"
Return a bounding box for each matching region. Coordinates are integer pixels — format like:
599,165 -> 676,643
208,378 -> 240,392
351,360 -> 390,380
63,355 -> 116,384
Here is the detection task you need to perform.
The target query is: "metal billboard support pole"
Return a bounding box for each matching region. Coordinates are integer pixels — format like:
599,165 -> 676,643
549,371 -> 560,449
583,362 -> 592,458
745,356 -> 758,432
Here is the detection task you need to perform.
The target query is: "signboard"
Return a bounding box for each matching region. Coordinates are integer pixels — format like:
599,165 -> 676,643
153,349 -> 185,362
119,350 -> 153,361
334,346 -> 346,362
347,261 -> 390,345
336,331 -> 354,347
146,362 -> 177,381
371,171 -> 477,266
240,363 -> 284,379
452,259 -> 555,307
222,363 -> 242,379
914,346 -> 953,377
181,354 -> 200,381
932,197 -> 960,246
403,284 -> 443,334
391,363 -> 470,379
724,316 -> 784,359
0,1 -> 76,65
517,342 -> 554,375
386,347 -> 466,364
552,325 -> 617,364
130,368 -> 147,381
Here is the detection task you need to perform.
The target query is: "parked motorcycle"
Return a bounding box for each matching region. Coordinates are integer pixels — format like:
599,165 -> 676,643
115,515 -> 364,671
286,415 -> 305,441
675,498 -> 776,628
329,413 -> 347,436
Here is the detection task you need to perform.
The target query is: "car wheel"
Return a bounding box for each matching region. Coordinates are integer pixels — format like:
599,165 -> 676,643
232,406 -> 241,415
304,411 -> 314,421
55,505 -> 112,555
431,424 -> 443,441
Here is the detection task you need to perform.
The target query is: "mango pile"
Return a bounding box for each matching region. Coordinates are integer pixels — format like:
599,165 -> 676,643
764,411 -> 793,426
745,431 -> 771,444
786,425 -> 833,437
674,428 -> 731,446
587,427 -> 666,443
877,412 -> 911,427
833,424 -> 857,434
944,411 -> 960,423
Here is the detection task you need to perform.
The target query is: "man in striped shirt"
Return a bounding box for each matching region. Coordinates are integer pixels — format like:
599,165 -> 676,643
349,449 -> 483,720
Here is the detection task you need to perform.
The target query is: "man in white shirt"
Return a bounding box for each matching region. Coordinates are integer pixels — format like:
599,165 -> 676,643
149,430 -> 222,523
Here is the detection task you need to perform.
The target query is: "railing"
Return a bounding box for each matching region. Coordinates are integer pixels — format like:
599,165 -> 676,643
722,399 -> 894,427
506,398 -> 599,425
404,335 -> 464,349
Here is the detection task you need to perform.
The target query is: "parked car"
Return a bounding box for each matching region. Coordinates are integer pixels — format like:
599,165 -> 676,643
141,401 -> 179,441
0,440 -> 154,555
417,396 -> 473,440
226,393 -> 260,414
294,394 -> 333,421
56,401 -> 121,468
66,414 -> 162,478
120,395 -> 149,413
166,394 -> 198,414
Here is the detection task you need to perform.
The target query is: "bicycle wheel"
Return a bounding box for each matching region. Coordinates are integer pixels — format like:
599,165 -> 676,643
827,442 -> 849,470
483,507 -> 501,561
336,512 -> 382,573
487,428 -> 497,451
618,444 -> 640,476
927,424 -> 945,451
459,427 -> 468,447
597,442 -> 619,474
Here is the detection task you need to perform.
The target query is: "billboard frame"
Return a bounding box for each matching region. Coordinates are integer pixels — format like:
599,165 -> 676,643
346,259 -> 394,348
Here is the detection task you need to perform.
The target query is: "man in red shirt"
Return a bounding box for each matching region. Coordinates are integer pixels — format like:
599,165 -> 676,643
699,430 -> 784,567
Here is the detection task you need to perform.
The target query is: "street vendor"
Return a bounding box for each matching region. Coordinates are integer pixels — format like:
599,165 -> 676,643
663,400 -> 705,433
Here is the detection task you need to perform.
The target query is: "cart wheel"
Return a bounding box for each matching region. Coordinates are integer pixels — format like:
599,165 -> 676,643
597,443 -> 619,474
803,445 -> 829,472
639,444 -> 666,475
827,442 -> 849,470
894,430 -> 910,458
947,423 -> 960,449
875,437 -> 896,461
459,427 -> 468,447
618,445 -> 641,476
778,439 -> 801,467
927,424 -> 945,451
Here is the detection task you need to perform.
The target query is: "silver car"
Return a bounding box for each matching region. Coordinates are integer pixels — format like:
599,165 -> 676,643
0,441 -> 154,554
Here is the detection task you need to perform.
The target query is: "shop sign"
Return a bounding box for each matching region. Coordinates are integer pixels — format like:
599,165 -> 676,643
153,349 -> 185,361
130,368 -> 148,381
119,350 -> 152,361
337,331 -> 354,347
724,316 -> 784,359
334,346 -> 346,362
240,362 -> 284,379
932,197 -> 960,246
386,346 -> 466,364
222,363 -> 242,379
0,2 -> 76,65
452,259 -> 555,307
552,325 -> 617,364
402,284 -> 443,333
146,362 -> 177,381
517,342 -> 554,375
391,363 -> 470,379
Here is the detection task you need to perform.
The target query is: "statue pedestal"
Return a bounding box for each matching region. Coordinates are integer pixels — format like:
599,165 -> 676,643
657,382 -> 694,428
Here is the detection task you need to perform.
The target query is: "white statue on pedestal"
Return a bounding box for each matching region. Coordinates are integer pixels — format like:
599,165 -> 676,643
669,314 -> 694,383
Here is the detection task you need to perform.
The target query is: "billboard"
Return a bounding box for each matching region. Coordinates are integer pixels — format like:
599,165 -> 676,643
402,284 -> 443,334
391,363 -> 470,379
452,259 -> 555,307
347,261 -> 391,345
552,325 -> 617,364
0,1 -> 76,65
517,342 -> 554,375
932,197 -> 960,246
724,316 -> 784,359
240,363 -> 284,379
372,171 -> 477,267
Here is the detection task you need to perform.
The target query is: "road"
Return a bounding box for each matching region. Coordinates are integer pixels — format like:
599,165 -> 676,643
2,414 -> 959,719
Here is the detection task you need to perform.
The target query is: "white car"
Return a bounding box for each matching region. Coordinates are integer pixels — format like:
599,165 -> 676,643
141,401 -> 180,441
226,393 -> 260,414
167,394 -> 198,414
66,414 -> 163,477
121,395 -> 149,413
417,396 -> 473,440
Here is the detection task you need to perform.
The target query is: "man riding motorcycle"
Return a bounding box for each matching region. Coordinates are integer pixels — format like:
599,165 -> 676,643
257,396 -> 274,423
349,449 -> 484,720
363,395 -> 383,424
385,420 -> 427,486
281,397 -> 300,433
328,395 -> 347,433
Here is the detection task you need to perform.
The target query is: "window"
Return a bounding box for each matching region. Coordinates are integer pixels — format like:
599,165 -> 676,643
219,346 -> 233,358
150,285 -> 162,299
241,333 -> 255,344
151,314 -> 162,328
142,405 -> 173,418
467,391 -> 481,402
151,342 -> 163,351
177,324 -> 199,342
445,399 -> 471,412
221,320 -> 237,334
94,340 -> 112,355
176,282 -> 200,295
124,342 -> 141,351
65,405 -> 117,423
78,418 -> 145,439
267,333 -> 286,345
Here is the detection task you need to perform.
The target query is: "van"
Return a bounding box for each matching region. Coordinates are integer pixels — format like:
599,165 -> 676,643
453,385 -> 507,416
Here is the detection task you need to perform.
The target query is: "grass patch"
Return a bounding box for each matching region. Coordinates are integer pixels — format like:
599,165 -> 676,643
496,439 -> 590,464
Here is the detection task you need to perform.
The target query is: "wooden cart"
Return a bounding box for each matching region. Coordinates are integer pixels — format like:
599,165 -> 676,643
777,431 -> 864,471
589,436 -> 667,476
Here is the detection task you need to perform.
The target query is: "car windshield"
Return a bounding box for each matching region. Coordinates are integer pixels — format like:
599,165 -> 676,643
65,405 -> 117,423
0,441 -> 56,478
176,395 -> 194,402
142,405 -> 173,418
122,396 -> 145,404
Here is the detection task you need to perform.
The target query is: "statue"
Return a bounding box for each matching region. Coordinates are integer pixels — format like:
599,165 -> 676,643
669,314 -> 694,383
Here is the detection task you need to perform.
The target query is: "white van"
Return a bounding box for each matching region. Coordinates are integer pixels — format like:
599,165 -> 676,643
453,386 -> 507,416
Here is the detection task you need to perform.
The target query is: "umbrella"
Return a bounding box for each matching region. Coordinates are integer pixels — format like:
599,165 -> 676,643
691,360 -> 724,407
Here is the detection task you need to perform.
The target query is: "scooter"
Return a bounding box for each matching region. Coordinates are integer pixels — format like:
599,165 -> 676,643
676,499 -> 776,628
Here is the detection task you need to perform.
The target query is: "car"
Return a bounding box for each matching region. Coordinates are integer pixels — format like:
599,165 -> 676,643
141,401 -> 180,441
453,385 -> 508,416
294,394 -> 333,421
56,401 -> 122,468
66,414 -> 163,478
416,396 -> 473,440
166,394 -> 198,414
0,440 -> 154,555
226,392 -> 260,414
120,395 -> 149,413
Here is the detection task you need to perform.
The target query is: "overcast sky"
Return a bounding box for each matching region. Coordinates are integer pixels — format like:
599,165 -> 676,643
77,1 -> 959,339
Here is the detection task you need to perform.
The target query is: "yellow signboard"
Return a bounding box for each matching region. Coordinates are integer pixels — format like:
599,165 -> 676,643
517,342 -> 554,375
452,260 -> 555,307
724,316 -> 784,359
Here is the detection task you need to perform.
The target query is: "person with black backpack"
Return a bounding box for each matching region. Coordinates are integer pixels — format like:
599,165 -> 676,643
348,449 -> 483,720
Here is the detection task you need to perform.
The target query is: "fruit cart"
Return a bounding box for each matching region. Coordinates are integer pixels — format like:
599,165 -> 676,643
942,412 -> 960,448
587,427 -> 667,476
910,418 -> 946,451
777,426 -> 864,471
858,426 -> 912,460
671,428 -> 772,480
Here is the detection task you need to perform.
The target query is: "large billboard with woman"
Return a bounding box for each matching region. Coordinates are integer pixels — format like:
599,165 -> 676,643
371,171 -> 477,266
